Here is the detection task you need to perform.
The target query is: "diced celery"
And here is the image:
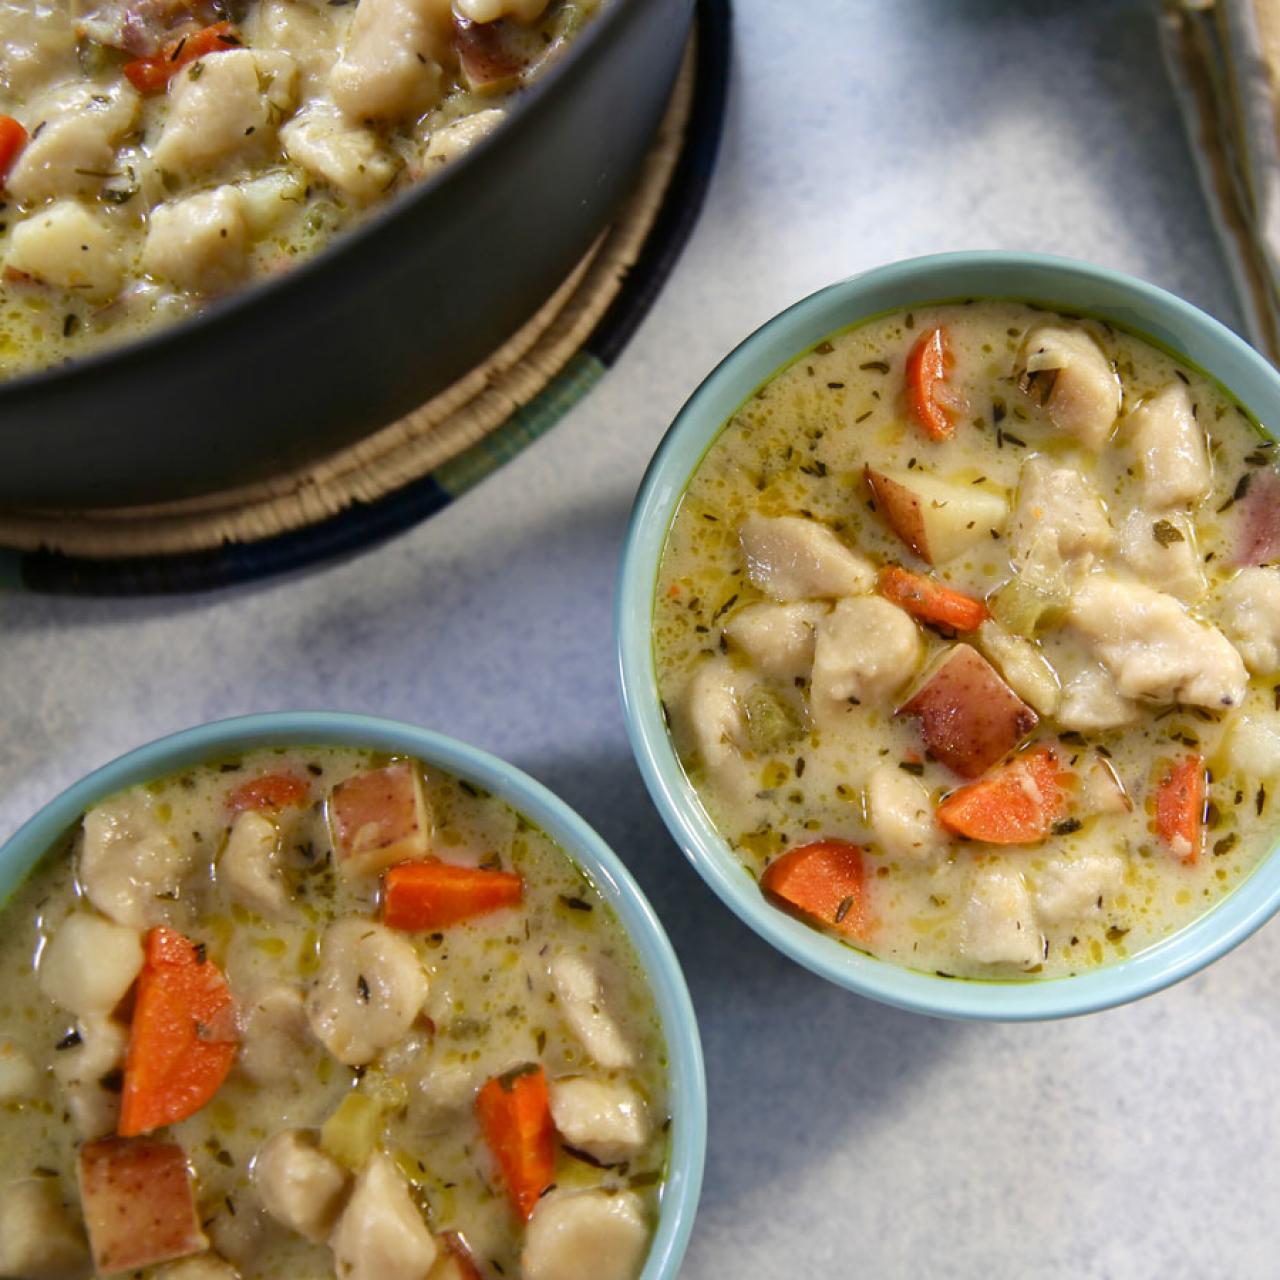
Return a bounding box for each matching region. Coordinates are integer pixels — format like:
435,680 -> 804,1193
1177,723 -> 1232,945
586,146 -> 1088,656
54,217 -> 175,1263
988,577 -> 1066,638
743,687 -> 801,754
320,1092 -> 384,1170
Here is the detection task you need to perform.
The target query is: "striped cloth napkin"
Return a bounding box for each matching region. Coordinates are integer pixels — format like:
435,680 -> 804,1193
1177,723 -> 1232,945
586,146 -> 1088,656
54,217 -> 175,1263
1162,0 -> 1280,360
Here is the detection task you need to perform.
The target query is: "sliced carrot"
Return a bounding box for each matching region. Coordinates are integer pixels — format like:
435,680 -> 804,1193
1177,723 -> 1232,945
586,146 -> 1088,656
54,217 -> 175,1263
936,745 -> 1066,844
383,859 -> 523,930
905,325 -> 954,440
123,21 -> 241,94
880,564 -> 988,632
1154,753 -> 1205,864
475,1065 -> 556,1221
226,769 -> 310,813
119,928 -> 237,1137
78,1138 -> 207,1275
0,115 -> 27,188
760,839 -> 868,937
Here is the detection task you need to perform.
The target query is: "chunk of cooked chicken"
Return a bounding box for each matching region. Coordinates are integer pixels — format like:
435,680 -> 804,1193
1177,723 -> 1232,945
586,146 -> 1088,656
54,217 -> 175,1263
307,920 -> 427,1066
1056,663 -> 1139,732
237,986 -> 315,1085
51,1013 -> 128,1140
723,600 -> 828,681
0,1178 -> 89,1279
252,0 -> 342,90
1017,325 -> 1121,449
1226,711 -> 1280,777
1220,566 -> 1280,674
281,103 -> 400,202
810,596 -> 922,721
1032,853 -> 1124,925
0,1038 -> 39,1102
153,50 -> 298,179
329,1153 -> 437,1280
1070,577 -> 1247,709
976,621 -> 1061,717
865,764 -> 943,864
456,0 -> 549,19
957,866 -> 1042,968
522,1191 -> 648,1280
39,913 -> 142,1018
549,953 -> 633,1070
739,514 -> 874,602
548,1078 -> 650,1166
217,810 -> 289,918
79,789 -> 197,928
677,656 -> 747,772
1129,383 -> 1211,510
253,1131 -> 349,1243
6,200 -> 123,301
1010,457 -> 1113,583
8,85 -> 139,203
1118,510 -> 1206,603
422,108 -> 505,169
142,187 -> 249,295
329,0 -> 451,122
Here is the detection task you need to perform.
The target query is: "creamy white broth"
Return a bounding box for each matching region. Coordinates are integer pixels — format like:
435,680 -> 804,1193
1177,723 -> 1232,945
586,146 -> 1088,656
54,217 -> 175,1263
0,0 -> 599,376
655,299 -> 1280,980
0,746 -> 667,1280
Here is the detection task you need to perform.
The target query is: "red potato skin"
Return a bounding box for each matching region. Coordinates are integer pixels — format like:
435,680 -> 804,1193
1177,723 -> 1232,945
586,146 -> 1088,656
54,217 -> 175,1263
897,644 -> 1038,778
454,17 -> 529,90
1237,469 -> 1280,566
78,1139 -> 207,1276
864,466 -> 929,561
330,761 -> 427,870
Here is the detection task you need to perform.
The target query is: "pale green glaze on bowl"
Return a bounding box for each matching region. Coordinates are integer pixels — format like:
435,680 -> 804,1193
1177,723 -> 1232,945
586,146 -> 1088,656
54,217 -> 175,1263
617,250 -> 1280,1021
0,712 -> 705,1278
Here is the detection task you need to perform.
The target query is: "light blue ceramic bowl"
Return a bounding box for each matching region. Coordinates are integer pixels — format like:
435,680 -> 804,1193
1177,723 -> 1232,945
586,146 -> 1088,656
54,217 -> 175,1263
617,250 -> 1280,1021
0,712 -> 705,1278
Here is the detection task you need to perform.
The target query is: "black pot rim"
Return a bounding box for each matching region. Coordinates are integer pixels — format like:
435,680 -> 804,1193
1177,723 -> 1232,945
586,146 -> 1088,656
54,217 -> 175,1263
0,0 -> 634,409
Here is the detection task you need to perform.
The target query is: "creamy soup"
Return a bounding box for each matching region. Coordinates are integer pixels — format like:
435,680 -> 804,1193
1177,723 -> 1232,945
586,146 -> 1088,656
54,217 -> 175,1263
0,0 -> 598,376
655,300 -> 1280,980
0,746 -> 667,1280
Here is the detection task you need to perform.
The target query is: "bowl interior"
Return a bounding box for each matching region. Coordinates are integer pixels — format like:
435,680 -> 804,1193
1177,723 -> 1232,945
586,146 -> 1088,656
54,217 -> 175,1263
0,711 -> 705,1278
617,249 -> 1280,1021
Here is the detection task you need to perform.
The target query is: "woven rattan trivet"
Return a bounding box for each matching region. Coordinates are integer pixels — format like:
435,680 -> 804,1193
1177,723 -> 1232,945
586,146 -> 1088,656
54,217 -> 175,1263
0,0 -> 729,593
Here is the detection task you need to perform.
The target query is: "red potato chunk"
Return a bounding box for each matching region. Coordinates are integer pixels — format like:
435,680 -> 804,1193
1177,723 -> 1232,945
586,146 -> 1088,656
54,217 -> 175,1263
78,1138 -> 208,1276
1237,468 -> 1280,566
454,17 -> 530,92
864,465 -> 1008,565
329,762 -> 432,876
897,644 -> 1038,778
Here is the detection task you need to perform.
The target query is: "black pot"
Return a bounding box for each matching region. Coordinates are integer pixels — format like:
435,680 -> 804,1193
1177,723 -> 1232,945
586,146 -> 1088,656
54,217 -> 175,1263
0,0 -> 693,508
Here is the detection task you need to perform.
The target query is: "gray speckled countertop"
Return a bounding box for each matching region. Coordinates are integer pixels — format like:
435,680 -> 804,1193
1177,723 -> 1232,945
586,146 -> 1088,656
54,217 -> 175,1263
4,2 -> 1277,1276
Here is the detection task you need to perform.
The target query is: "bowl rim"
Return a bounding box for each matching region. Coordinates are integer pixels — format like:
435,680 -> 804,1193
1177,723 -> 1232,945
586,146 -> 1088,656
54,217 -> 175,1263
0,710 -> 705,1278
616,248 -> 1280,1022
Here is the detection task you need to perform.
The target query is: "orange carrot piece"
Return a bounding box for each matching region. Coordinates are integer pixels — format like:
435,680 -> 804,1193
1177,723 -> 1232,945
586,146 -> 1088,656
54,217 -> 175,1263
383,859 -> 523,930
1154,754 -> 1205,864
879,564 -> 988,632
905,326 -> 954,440
123,22 -> 240,94
78,1138 -> 207,1275
119,928 -> 237,1137
226,770 -> 310,813
0,115 -> 27,188
760,839 -> 868,937
475,1065 -> 556,1221
936,745 -> 1066,844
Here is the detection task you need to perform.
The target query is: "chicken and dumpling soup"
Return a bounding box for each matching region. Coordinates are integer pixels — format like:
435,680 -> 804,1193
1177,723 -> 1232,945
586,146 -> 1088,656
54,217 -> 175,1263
654,300 -> 1280,979
0,0 -> 599,375
0,748 -> 668,1280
